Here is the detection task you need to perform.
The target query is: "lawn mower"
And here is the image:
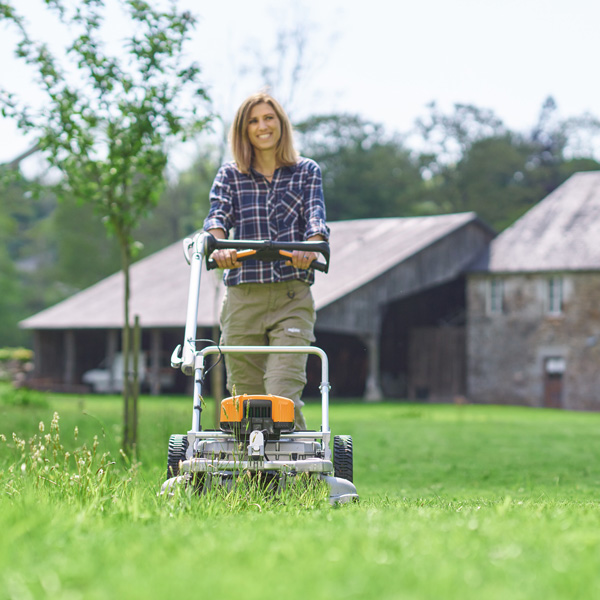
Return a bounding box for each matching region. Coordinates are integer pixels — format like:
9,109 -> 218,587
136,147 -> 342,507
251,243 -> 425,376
161,232 -> 358,504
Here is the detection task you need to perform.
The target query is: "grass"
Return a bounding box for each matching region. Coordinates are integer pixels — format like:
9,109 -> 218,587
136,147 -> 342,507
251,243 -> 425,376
2,383 -> 600,599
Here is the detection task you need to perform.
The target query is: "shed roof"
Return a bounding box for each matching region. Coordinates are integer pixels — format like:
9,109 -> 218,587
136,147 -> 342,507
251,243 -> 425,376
472,171 -> 600,273
21,212 -> 483,330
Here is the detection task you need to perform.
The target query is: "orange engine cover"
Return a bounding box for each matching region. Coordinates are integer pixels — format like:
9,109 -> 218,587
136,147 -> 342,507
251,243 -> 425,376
220,394 -> 295,438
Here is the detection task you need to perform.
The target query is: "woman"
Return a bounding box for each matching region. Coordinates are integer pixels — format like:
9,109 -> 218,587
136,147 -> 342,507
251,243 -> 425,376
204,91 -> 329,429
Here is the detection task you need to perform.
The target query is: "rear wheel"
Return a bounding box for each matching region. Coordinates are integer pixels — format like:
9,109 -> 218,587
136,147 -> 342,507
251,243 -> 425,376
167,434 -> 188,479
333,435 -> 353,482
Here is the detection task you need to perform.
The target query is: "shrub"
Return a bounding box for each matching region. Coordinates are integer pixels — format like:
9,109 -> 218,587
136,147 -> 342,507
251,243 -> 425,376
0,386 -> 49,408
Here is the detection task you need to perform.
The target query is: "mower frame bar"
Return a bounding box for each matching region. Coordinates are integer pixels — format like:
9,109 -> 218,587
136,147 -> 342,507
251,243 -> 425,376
193,345 -> 331,435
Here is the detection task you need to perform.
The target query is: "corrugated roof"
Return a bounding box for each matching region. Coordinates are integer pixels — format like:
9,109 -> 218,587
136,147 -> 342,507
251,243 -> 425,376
311,212 -> 480,307
20,213 -> 481,330
20,239 -> 225,329
476,171 -> 600,273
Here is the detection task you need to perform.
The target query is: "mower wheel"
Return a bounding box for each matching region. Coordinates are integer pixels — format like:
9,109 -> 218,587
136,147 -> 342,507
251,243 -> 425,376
167,434 -> 188,479
333,435 -> 353,482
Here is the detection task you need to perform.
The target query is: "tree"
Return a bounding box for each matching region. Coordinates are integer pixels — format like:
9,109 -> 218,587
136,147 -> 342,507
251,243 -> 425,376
413,99 -> 600,231
0,0 -> 211,451
0,170 -> 27,346
0,166 -> 61,346
135,147 -> 219,255
445,135 -> 545,230
415,101 -> 507,175
296,114 -> 425,220
50,194 -> 122,291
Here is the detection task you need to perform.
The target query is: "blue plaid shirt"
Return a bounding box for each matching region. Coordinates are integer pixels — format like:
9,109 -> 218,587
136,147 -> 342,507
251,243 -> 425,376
204,157 -> 329,286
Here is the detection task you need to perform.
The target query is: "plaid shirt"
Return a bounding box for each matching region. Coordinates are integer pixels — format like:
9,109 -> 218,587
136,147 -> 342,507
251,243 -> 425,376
204,157 -> 329,286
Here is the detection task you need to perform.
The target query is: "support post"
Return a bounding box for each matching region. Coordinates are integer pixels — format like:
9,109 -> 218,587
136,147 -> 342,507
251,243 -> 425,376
107,329 -> 118,392
362,327 -> 383,402
64,329 -> 76,387
150,328 -> 161,396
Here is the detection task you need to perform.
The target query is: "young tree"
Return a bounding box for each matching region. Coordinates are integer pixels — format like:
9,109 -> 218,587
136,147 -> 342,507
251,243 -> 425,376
135,147 -> 220,255
0,0 -> 211,451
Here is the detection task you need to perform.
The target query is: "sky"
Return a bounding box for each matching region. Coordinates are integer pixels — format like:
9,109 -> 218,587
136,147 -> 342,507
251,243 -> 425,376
1,0 -> 600,170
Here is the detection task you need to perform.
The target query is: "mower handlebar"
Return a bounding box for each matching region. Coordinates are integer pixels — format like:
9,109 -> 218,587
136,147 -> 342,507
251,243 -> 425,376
203,235 -> 330,273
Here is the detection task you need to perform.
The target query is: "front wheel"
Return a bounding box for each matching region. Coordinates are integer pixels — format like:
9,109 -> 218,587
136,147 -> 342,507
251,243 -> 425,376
167,434 -> 188,479
333,435 -> 353,482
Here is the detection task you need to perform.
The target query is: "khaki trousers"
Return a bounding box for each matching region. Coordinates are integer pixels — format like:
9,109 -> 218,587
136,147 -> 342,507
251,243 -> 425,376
219,280 -> 316,407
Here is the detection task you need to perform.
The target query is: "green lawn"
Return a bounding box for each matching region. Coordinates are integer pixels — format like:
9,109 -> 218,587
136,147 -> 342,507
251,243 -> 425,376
2,385 -> 600,599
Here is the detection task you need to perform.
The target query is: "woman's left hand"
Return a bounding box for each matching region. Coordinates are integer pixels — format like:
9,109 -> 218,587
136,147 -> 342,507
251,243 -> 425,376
287,250 -> 316,270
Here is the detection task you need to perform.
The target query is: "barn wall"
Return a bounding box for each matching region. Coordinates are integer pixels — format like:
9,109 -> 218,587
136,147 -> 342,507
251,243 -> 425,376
316,222 -> 492,335
380,278 -> 466,399
467,272 -> 600,409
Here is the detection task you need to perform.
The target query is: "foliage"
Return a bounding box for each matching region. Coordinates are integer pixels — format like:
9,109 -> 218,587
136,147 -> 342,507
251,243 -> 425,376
49,195 -> 123,291
0,0 -> 211,450
0,348 -> 33,363
415,97 -> 600,230
0,168 -> 56,346
1,411 -> 136,508
134,147 -> 220,255
415,101 -> 507,170
0,242 -> 24,347
296,114 -> 426,220
0,387 -> 47,408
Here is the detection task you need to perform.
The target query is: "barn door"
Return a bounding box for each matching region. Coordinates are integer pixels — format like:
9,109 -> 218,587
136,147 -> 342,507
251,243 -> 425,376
407,326 -> 466,401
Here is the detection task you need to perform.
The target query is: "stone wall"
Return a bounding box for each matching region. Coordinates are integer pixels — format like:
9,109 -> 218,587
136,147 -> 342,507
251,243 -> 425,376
467,272 -> 600,409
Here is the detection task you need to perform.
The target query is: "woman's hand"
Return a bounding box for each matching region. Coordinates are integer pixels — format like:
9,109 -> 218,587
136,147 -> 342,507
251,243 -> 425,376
211,248 -> 242,269
286,234 -> 325,270
287,250 -> 316,270
207,228 -> 242,269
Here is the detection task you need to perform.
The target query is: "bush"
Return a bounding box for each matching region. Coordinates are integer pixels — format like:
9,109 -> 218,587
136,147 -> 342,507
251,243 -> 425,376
0,385 -> 49,408
0,347 -> 34,383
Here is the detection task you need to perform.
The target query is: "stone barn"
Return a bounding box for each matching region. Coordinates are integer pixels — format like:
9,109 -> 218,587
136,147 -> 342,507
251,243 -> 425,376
21,213 -> 494,400
467,171 -> 600,410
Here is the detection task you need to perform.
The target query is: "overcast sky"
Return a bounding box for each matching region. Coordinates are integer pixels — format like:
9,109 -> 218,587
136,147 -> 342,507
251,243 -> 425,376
2,0 -> 599,167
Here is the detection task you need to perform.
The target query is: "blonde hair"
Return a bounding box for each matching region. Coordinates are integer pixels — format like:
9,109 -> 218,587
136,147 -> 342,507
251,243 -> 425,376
229,92 -> 298,174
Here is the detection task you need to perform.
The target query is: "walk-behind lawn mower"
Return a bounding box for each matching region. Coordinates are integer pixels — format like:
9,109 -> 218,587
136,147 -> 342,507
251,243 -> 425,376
161,233 -> 359,504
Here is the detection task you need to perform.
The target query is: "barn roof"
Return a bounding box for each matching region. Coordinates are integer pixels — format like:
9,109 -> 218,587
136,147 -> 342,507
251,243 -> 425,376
20,212 -> 484,330
471,171 -> 600,273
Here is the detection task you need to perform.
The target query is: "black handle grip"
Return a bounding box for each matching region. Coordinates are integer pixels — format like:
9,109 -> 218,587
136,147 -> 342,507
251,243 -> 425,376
204,235 -> 330,273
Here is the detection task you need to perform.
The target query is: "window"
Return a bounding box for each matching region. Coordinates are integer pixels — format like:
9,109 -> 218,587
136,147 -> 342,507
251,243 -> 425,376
547,277 -> 563,315
487,278 -> 503,315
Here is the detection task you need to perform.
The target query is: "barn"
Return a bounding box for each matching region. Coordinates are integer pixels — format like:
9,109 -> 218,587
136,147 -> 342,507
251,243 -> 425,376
20,212 -> 494,400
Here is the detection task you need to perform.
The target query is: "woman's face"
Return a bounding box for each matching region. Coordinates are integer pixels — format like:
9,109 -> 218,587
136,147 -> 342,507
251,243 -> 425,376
246,102 -> 281,153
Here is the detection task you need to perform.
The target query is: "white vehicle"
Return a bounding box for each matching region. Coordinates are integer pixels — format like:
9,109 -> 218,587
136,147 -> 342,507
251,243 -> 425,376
82,353 -> 147,393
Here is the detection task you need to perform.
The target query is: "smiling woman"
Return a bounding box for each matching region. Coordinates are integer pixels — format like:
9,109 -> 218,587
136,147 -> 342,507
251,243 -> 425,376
203,91 -> 330,429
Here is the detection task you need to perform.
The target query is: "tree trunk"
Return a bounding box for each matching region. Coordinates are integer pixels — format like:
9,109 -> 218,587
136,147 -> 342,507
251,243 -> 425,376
132,314 -> 141,455
121,243 -> 133,452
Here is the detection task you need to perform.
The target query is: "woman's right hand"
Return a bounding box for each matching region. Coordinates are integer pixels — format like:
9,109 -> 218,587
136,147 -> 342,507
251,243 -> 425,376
207,228 -> 242,269
211,249 -> 242,269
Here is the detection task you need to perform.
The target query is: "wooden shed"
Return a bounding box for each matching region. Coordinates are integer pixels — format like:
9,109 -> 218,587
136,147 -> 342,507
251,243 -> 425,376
21,213 -> 494,400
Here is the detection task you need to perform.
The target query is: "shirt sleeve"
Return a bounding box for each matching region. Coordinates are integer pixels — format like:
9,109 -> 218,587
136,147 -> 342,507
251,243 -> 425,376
302,160 -> 330,241
203,165 -> 235,235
